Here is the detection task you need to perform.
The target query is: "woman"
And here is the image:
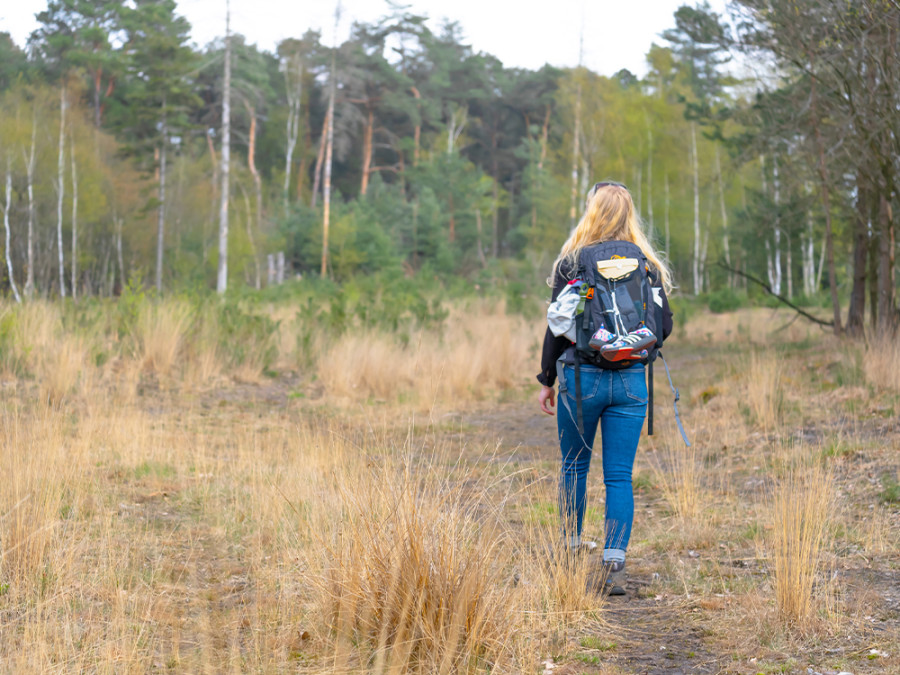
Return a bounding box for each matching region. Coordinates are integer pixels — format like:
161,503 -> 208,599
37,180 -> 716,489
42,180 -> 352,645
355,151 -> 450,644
537,181 -> 673,595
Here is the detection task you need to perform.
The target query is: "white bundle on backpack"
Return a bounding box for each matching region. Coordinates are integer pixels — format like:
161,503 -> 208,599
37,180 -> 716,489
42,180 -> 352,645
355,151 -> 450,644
547,282 -> 581,343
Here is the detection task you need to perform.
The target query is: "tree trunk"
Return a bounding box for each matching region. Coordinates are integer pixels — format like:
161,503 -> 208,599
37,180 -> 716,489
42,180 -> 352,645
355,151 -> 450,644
3,160 -> 21,303
92,68 -> 102,129
664,173 -> 670,254
156,110 -> 167,294
411,86 -> 421,167
635,164 -> 642,219
360,106 -> 374,196
772,156 -> 782,295
116,215 -> 125,291
24,115 -> 36,299
217,3 -> 231,295
690,122 -> 700,295
810,73 -> 843,335
283,58 -> 301,214
243,99 -> 263,289
539,103 -> 551,170
491,127 -> 499,258
847,172 -> 870,335
321,44 -> 336,278
876,190 -> 896,333
531,103 -> 551,233
475,209 -> 487,268
715,144 -> 730,274
57,83 -> 67,298
70,133 -> 78,299
239,182 -> 260,289
646,126 -> 654,238
569,72 -> 582,228
205,130 -> 219,267
311,107 -> 329,209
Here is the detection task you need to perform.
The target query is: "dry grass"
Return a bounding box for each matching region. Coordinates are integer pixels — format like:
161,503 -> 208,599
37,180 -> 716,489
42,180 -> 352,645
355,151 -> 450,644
320,453 -> 522,673
745,350 -> 783,430
2,297 -> 898,673
771,464 -> 833,629
136,300 -> 190,377
318,302 -> 532,405
863,333 -> 900,391
650,436 -> 706,531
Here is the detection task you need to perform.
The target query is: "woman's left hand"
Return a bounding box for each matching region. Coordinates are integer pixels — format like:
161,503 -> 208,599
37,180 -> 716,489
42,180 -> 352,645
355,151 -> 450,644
538,385 -> 555,415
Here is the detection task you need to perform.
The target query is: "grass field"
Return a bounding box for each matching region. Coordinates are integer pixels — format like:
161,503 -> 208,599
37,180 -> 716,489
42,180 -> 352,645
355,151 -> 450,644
1,298 -> 898,673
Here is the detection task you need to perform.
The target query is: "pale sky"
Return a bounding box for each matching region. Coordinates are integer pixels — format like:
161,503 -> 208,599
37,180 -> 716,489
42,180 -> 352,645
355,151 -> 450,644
1,0 -> 731,77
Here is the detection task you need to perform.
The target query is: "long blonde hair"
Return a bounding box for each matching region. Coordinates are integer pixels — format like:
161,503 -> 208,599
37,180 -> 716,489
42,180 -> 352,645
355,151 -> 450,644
550,183 -> 673,292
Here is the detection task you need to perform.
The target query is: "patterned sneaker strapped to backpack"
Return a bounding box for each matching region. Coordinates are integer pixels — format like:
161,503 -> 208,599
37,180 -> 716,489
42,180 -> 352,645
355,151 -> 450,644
599,327 -> 657,362
588,326 -> 616,351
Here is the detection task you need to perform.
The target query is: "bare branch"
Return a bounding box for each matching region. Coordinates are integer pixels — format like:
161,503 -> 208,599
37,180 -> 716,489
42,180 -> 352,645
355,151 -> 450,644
716,261 -> 835,328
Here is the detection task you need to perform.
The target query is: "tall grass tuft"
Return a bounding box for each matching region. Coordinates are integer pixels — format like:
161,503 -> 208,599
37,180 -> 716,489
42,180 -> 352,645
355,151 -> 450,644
38,335 -> 87,405
746,350 -> 783,429
135,301 -> 190,377
318,452 -> 524,673
652,437 -> 705,530
318,301 -> 532,405
863,335 -> 900,392
772,464 -> 833,628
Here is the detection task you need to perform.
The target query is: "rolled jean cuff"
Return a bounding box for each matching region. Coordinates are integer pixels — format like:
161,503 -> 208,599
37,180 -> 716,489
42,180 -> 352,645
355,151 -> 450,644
603,547 -> 626,563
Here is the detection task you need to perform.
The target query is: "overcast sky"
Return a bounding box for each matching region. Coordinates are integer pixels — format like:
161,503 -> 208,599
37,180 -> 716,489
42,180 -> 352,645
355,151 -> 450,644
1,0 -> 730,77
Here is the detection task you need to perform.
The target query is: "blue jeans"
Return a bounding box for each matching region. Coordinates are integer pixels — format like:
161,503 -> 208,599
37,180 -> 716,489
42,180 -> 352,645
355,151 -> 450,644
557,362 -> 647,558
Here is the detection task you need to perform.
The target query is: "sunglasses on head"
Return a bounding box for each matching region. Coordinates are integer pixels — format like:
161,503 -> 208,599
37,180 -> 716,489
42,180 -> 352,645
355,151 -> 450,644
592,181 -> 628,191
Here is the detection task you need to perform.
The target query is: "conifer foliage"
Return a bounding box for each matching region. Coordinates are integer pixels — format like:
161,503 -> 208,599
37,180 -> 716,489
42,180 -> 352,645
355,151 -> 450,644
0,1 -> 895,332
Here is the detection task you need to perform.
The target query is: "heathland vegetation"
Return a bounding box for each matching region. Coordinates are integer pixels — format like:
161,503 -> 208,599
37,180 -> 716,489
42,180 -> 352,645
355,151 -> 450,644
1,0 -> 899,672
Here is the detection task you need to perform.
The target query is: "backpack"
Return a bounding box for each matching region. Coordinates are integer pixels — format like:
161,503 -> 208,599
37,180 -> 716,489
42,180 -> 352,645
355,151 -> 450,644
552,240 -> 684,442
571,241 -> 663,369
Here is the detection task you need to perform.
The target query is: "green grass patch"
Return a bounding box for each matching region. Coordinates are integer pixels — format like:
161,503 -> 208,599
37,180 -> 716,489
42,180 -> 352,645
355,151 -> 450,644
134,460 -> 177,480
579,637 -> 616,651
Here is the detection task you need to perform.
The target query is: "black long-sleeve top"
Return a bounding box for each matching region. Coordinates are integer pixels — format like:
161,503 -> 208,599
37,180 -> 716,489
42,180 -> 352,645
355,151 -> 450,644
536,260 -> 674,387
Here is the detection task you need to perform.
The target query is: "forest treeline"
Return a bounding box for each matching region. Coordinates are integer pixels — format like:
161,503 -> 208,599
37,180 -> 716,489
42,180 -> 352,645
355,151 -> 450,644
0,0 -> 896,334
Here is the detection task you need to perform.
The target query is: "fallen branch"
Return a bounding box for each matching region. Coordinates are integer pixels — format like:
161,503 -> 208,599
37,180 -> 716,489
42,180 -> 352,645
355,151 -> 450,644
717,261 -> 834,328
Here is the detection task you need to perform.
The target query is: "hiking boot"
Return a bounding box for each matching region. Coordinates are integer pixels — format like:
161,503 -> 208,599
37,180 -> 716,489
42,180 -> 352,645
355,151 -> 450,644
599,560 -> 627,596
570,539 -> 598,555
588,327 -> 616,351
600,328 -> 655,362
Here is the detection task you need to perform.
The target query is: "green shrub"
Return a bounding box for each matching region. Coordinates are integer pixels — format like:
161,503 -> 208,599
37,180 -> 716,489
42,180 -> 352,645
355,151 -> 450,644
707,288 -> 746,314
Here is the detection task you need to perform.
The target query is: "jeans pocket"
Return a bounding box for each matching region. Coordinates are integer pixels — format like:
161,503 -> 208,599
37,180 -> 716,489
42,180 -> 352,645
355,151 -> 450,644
564,365 -> 601,401
619,368 -> 648,404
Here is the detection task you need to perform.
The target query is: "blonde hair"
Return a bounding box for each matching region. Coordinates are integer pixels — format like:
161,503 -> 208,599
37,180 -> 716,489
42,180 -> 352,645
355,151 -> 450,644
550,183 -> 673,292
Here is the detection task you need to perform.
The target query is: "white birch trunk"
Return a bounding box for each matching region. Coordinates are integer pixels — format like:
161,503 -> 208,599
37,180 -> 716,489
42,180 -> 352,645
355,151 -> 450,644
216,2 -> 231,295
116,214 -> 125,288
715,144 -> 730,272
321,5 -> 339,278
24,117 -> 36,299
664,173 -> 670,254
57,84 -> 67,298
691,122 -> 700,295
816,238 -> 826,291
70,133 -> 78,299
282,54 -> 301,214
3,159 -> 21,303
803,182 -> 816,296
786,230 -> 793,299
772,155 -> 782,295
635,164 -> 642,219
646,126 -> 654,238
